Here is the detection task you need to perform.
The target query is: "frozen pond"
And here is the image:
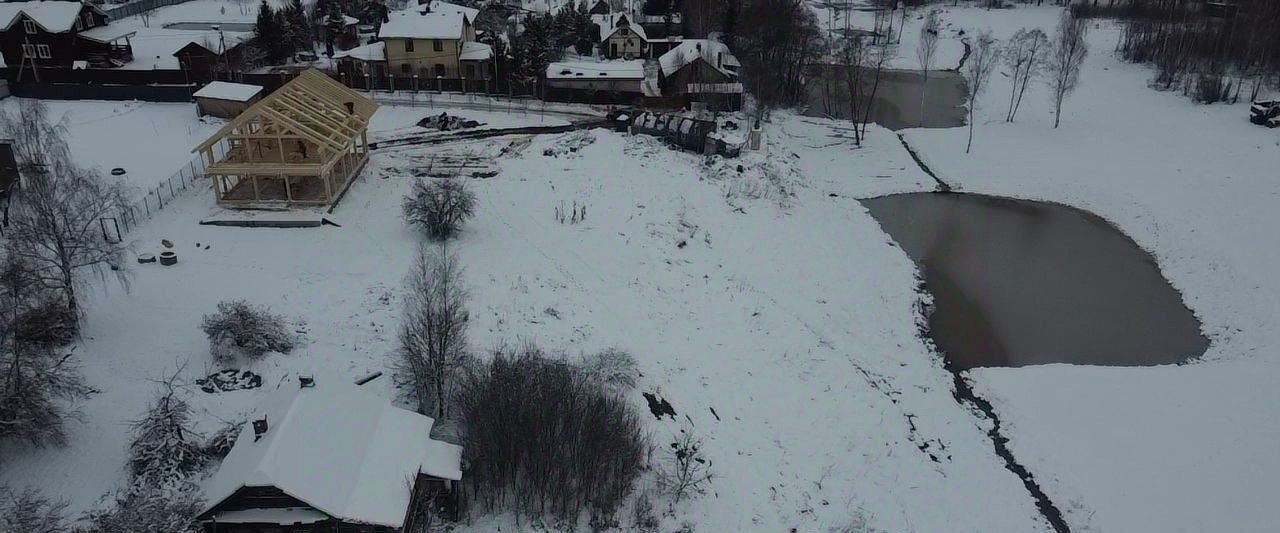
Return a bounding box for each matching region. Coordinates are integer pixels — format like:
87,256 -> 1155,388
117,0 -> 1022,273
807,66 -> 968,130
861,193 -> 1209,368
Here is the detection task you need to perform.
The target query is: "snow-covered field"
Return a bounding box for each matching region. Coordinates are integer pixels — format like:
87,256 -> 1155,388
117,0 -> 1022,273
2,3 -> 1278,532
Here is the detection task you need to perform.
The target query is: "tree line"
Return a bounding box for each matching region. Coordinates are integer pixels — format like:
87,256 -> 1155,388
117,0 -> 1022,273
1074,0 -> 1280,103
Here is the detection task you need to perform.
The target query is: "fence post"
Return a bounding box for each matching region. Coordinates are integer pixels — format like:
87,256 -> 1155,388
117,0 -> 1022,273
144,196 -> 150,217
169,176 -> 176,198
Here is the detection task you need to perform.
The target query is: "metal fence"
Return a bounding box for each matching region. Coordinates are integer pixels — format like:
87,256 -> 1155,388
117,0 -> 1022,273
101,141 -> 226,240
104,0 -> 200,21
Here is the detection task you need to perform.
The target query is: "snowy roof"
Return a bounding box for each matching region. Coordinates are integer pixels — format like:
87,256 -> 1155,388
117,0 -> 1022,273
0,1 -> 101,33
459,41 -> 492,61
415,0 -> 479,21
211,507 -> 329,524
193,81 -> 263,102
76,24 -> 136,44
593,13 -> 646,43
546,59 -> 643,80
199,381 -> 463,528
378,7 -> 469,40
334,40 -> 386,62
659,39 -> 738,77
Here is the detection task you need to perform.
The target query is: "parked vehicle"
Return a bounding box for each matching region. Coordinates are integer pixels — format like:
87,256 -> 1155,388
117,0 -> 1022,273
1250,100 -> 1279,128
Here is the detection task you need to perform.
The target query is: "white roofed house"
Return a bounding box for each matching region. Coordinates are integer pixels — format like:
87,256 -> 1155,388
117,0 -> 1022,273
197,378 -> 463,532
0,0 -> 134,75
544,59 -> 644,103
657,38 -> 743,111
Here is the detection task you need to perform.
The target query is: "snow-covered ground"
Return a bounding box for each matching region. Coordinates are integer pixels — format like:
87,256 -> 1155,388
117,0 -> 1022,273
2,3 -> 1278,532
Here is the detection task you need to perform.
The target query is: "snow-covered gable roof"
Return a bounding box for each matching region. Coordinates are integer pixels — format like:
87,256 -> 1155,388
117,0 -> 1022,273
378,6 -> 469,40
417,0 -> 478,21
593,13 -> 646,43
0,1 -> 102,34
193,81 -> 263,102
459,40 -> 492,61
334,40 -> 386,61
546,59 -> 643,80
659,39 -> 738,78
199,381 -> 463,528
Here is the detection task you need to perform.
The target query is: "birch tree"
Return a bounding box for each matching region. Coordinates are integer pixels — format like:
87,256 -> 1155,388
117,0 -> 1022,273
1002,28 -> 1049,122
916,9 -> 941,126
963,31 -> 999,153
1,101 -> 129,320
1047,12 -> 1089,128
397,244 -> 470,418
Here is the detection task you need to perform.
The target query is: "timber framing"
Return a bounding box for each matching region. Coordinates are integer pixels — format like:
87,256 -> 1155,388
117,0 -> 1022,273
194,69 -> 378,209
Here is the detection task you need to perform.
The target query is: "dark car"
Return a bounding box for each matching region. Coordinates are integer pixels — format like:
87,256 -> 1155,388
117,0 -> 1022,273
1250,100 -> 1279,128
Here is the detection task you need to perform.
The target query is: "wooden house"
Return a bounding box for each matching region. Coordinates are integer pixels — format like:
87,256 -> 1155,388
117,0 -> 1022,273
0,0 -> 134,72
193,69 -> 377,209
193,81 -> 264,119
197,378 -> 463,532
657,39 -> 743,110
594,14 -> 647,59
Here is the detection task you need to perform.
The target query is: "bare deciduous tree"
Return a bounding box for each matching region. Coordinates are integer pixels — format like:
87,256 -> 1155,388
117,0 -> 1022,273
127,370 -> 207,492
1002,27 -> 1049,122
0,250 -> 90,451
1,101 -> 129,319
396,245 -> 469,418
0,486 -> 69,533
963,31 -> 1000,153
402,178 -> 478,241
1047,11 -> 1088,128
658,427 -> 714,509
916,9 -> 941,126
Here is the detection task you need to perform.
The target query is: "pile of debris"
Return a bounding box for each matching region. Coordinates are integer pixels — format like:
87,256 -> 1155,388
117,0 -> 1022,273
417,112 -> 482,131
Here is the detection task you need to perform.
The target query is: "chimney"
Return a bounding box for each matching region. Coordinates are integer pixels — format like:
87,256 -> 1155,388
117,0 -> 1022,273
252,417 -> 269,441
299,375 -> 315,388
344,101 -> 355,114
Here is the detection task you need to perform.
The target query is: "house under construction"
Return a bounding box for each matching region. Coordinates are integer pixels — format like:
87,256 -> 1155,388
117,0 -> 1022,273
193,69 -> 378,209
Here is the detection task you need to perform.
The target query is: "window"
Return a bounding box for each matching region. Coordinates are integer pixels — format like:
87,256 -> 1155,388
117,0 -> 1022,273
432,39 -> 442,52
81,12 -> 93,29
400,63 -> 410,74
23,19 -> 36,34
21,44 -> 35,58
434,64 -> 445,77
404,39 -> 414,52
36,44 -> 50,58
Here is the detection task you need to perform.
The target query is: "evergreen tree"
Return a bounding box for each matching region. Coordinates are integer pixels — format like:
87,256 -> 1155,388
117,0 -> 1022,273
283,0 -> 312,55
127,376 -> 207,492
253,0 -> 284,62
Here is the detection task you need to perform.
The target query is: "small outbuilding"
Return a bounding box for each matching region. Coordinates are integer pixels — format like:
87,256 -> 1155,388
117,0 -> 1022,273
197,379 -> 463,532
193,69 -> 377,209
193,81 -> 264,119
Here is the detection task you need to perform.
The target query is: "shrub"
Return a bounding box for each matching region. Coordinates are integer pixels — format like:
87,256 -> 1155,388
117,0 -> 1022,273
402,178 -> 477,240
657,427 -> 713,509
456,345 -> 647,526
77,488 -> 202,533
200,300 -> 295,363
0,487 -> 68,533
14,299 -> 78,347
580,347 -> 638,389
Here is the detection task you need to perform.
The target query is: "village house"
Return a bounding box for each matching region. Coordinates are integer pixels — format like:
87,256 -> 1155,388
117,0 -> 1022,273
194,69 -> 377,209
192,81 -> 264,119
0,0 -> 134,75
658,38 -> 743,110
594,13 -> 647,60
544,59 -> 645,103
198,379 -> 463,532
587,0 -> 611,16
377,0 -> 492,80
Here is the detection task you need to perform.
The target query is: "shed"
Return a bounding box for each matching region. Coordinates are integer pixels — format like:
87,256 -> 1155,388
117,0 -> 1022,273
193,81 -> 264,119
192,69 -> 377,209
198,379 -> 462,532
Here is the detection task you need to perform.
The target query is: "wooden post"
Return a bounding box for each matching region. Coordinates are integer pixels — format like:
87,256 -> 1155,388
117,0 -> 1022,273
284,173 -> 293,202
252,175 -> 260,201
